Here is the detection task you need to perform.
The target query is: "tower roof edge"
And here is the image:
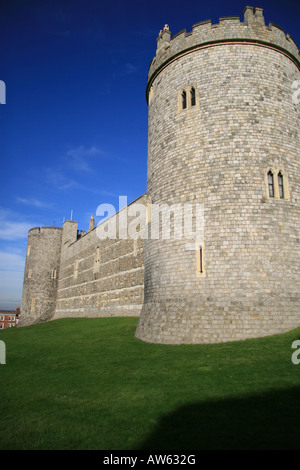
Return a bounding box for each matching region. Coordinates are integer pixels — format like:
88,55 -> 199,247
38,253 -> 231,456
146,6 -> 299,102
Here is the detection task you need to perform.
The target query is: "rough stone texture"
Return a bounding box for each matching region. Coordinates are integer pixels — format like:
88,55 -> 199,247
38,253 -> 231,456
20,6 -> 300,344
135,6 -> 300,343
53,196 -> 146,320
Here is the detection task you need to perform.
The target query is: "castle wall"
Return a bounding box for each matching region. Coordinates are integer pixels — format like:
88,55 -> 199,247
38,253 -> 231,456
52,195 -> 147,320
136,7 -> 300,343
20,6 -> 299,343
20,227 -> 63,326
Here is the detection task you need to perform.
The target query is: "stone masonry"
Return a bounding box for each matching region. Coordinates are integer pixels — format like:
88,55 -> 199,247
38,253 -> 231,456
21,6 -> 300,344
135,6 -> 300,343
21,195 -> 147,325
21,226 -> 63,326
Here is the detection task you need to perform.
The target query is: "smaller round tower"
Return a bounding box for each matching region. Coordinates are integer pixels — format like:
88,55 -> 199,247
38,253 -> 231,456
20,226 -> 63,326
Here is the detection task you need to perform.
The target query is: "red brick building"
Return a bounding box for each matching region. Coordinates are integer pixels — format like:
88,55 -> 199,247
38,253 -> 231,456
0,308 -> 20,329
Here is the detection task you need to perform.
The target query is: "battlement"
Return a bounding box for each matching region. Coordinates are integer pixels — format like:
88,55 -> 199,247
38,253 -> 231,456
28,226 -> 63,234
147,5 -> 300,100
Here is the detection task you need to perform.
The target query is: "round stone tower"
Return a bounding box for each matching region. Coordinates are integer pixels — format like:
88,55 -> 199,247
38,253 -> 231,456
135,6 -> 300,343
20,226 -> 63,326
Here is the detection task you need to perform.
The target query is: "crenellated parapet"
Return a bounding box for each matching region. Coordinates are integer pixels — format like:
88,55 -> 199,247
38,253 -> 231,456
147,5 -> 300,101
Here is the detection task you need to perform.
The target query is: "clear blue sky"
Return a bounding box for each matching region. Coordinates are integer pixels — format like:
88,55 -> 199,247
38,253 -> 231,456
0,0 -> 299,310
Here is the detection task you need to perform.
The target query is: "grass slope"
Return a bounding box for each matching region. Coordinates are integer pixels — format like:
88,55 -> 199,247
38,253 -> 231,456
0,318 -> 299,450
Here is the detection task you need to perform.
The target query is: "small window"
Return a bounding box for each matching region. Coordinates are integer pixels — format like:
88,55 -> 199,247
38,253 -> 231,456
182,90 -> 187,109
31,298 -> 35,313
28,269 -> 32,279
196,242 -> 205,277
27,245 -> 31,256
133,238 -> 138,257
199,245 -> 203,273
51,269 -> 57,279
268,171 -> 274,198
191,87 -> 196,106
148,85 -> 154,104
278,172 -> 284,199
94,248 -> 100,273
178,86 -> 198,112
74,260 -> 79,279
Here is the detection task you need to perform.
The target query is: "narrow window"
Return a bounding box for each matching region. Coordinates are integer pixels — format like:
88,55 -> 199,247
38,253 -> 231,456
51,269 -> 57,279
278,172 -> 284,199
182,90 -> 187,109
133,238 -> 138,257
94,248 -> 100,273
28,269 -> 32,279
27,245 -> 31,256
74,259 -> 79,279
31,298 -> 35,313
196,242 -> 205,277
199,245 -> 203,273
268,171 -> 274,198
191,87 -> 196,106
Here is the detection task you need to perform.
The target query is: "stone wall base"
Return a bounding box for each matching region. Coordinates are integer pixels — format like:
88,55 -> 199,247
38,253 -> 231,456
135,299 -> 300,344
52,304 -> 142,321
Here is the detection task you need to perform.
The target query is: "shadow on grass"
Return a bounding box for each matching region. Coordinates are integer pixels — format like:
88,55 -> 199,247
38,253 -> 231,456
138,386 -> 300,450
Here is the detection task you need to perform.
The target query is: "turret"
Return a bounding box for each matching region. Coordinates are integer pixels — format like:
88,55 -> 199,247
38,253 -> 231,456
20,227 -> 63,326
88,214 -> 95,232
156,24 -> 171,54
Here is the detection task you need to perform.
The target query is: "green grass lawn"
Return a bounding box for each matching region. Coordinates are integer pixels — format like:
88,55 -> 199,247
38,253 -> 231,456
0,317 -> 299,450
